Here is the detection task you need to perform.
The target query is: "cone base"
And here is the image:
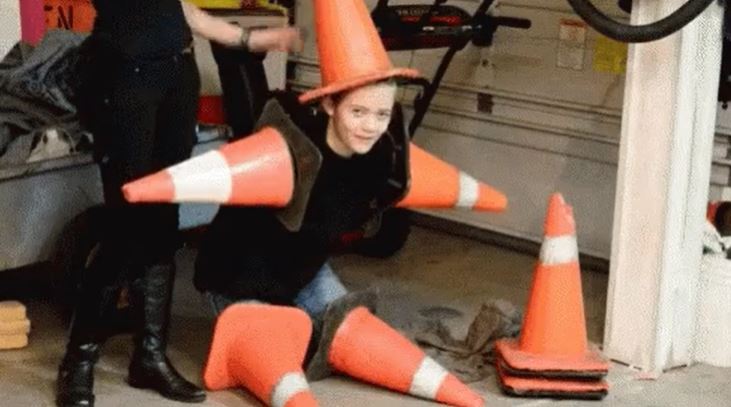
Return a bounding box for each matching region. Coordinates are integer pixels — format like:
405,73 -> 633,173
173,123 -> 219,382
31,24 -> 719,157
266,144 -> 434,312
496,339 -> 609,378
496,358 -> 608,400
305,291 -> 378,381
257,99 -> 323,232
497,355 -> 607,381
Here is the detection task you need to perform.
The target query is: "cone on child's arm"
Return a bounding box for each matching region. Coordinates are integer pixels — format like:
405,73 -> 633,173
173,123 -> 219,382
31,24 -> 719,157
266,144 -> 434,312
396,143 -> 507,212
203,304 -> 318,407
0,301 -> 31,350
494,193 -> 609,399
123,99 -> 322,234
122,126 -> 295,206
306,292 -> 483,407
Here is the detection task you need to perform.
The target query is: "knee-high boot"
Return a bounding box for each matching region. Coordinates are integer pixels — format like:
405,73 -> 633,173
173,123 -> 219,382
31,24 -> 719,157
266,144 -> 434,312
56,257 -> 121,407
126,261 -> 205,403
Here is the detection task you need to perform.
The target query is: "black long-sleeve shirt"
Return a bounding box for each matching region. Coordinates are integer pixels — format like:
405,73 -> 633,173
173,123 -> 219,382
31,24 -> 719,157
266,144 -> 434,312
194,113 -> 393,304
91,0 -> 192,59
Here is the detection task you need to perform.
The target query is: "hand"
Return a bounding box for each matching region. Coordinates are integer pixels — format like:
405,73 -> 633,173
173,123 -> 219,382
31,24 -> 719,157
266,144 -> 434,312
247,26 -> 304,53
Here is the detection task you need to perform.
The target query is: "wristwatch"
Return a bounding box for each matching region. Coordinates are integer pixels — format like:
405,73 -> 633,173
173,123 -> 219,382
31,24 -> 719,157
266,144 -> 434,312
239,27 -> 251,50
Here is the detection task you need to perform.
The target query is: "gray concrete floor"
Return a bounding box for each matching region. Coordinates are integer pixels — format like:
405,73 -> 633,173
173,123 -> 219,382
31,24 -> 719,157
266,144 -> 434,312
1,226 -> 730,406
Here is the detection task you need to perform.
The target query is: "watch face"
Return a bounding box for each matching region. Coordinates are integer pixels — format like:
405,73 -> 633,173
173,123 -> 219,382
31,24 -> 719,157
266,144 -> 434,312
240,29 -> 251,48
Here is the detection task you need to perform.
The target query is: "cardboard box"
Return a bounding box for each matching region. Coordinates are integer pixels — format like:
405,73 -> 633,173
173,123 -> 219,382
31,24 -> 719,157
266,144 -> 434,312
43,0 -> 95,33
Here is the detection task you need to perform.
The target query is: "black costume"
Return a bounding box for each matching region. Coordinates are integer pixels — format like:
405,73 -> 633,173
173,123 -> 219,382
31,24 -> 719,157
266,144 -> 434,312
57,1 -> 205,406
194,95 -> 409,308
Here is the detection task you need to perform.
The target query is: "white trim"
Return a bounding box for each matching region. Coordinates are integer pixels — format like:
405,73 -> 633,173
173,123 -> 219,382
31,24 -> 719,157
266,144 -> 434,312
457,173 -> 480,209
271,372 -> 310,407
169,151 -> 232,203
409,356 -> 448,400
540,235 -> 578,265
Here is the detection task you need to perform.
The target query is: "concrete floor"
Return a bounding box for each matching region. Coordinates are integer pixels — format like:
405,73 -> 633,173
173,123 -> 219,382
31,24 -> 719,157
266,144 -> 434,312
1,226 -> 730,406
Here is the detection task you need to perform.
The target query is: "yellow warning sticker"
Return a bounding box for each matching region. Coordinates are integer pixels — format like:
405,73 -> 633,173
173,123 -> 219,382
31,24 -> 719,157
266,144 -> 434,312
593,35 -> 627,74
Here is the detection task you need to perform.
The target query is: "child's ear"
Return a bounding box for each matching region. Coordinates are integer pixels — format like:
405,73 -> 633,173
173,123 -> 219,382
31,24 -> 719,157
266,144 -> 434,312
322,96 -> 335,117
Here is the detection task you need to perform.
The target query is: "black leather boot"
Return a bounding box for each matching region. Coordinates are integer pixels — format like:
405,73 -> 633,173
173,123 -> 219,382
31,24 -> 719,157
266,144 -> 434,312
56,343 -> 99,407
57,278 -> 120,407
127,261 -> 205,403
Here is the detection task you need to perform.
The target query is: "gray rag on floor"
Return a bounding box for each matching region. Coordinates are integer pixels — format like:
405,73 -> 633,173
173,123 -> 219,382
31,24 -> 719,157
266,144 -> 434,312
405,300 -> 522,383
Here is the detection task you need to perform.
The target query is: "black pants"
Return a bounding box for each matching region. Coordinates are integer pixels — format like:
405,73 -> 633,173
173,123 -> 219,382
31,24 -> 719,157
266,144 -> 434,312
210,42 -> 269,137
76,46 -> 200,283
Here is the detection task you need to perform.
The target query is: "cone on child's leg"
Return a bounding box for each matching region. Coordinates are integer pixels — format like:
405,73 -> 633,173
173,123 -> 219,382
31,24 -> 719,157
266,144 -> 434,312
203,304 -> 318,407
306,292 -> 483,407
396,143 -> 507,212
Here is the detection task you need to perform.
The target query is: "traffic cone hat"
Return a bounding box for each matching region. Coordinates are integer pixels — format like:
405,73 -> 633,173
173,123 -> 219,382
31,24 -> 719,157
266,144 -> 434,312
203,304 -> 318,407
298,0 -> 421,104
122,100 -> 323,229
306,292 -> 483,407
396,143 -> 507,212
495,193 -> 609,378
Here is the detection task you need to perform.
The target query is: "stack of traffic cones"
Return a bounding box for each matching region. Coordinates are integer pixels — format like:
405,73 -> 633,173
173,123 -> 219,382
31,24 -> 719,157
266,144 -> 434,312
0,301 -> 31,350
494,193 -> 609,399
306,292 -> 484,407
203,304 -> 319,407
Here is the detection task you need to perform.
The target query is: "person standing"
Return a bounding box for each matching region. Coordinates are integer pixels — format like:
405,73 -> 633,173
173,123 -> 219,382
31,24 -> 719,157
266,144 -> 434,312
56,2 -> 302,406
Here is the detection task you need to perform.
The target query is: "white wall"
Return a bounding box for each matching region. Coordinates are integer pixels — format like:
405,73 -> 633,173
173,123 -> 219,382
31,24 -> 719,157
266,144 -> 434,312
0,0 -> 21,59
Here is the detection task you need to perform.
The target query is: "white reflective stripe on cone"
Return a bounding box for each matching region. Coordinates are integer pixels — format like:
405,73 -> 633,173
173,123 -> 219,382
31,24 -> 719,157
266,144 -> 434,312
169,150 -> 232,202
539,235 -> 579,265
409,356 -> 448,400
271,372 -> 310,407
457,172 -> 479,208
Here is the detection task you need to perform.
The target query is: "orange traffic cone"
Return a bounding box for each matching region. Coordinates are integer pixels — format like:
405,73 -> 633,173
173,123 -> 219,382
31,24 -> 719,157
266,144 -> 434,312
123,99 -> 322,231
298,0 -> 421,104
396,143 -> 507,212
122,126 -> 295,206
203,304 -> 318,407
307,292 -> 483,407
495,193 -> 609,378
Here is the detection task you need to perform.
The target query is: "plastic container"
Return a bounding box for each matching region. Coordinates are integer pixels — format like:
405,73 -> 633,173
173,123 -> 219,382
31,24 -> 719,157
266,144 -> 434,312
694,254 -> 731,367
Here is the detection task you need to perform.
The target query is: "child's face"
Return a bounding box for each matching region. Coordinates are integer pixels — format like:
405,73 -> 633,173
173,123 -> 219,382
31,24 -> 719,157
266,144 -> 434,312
324,82 -> 397,157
